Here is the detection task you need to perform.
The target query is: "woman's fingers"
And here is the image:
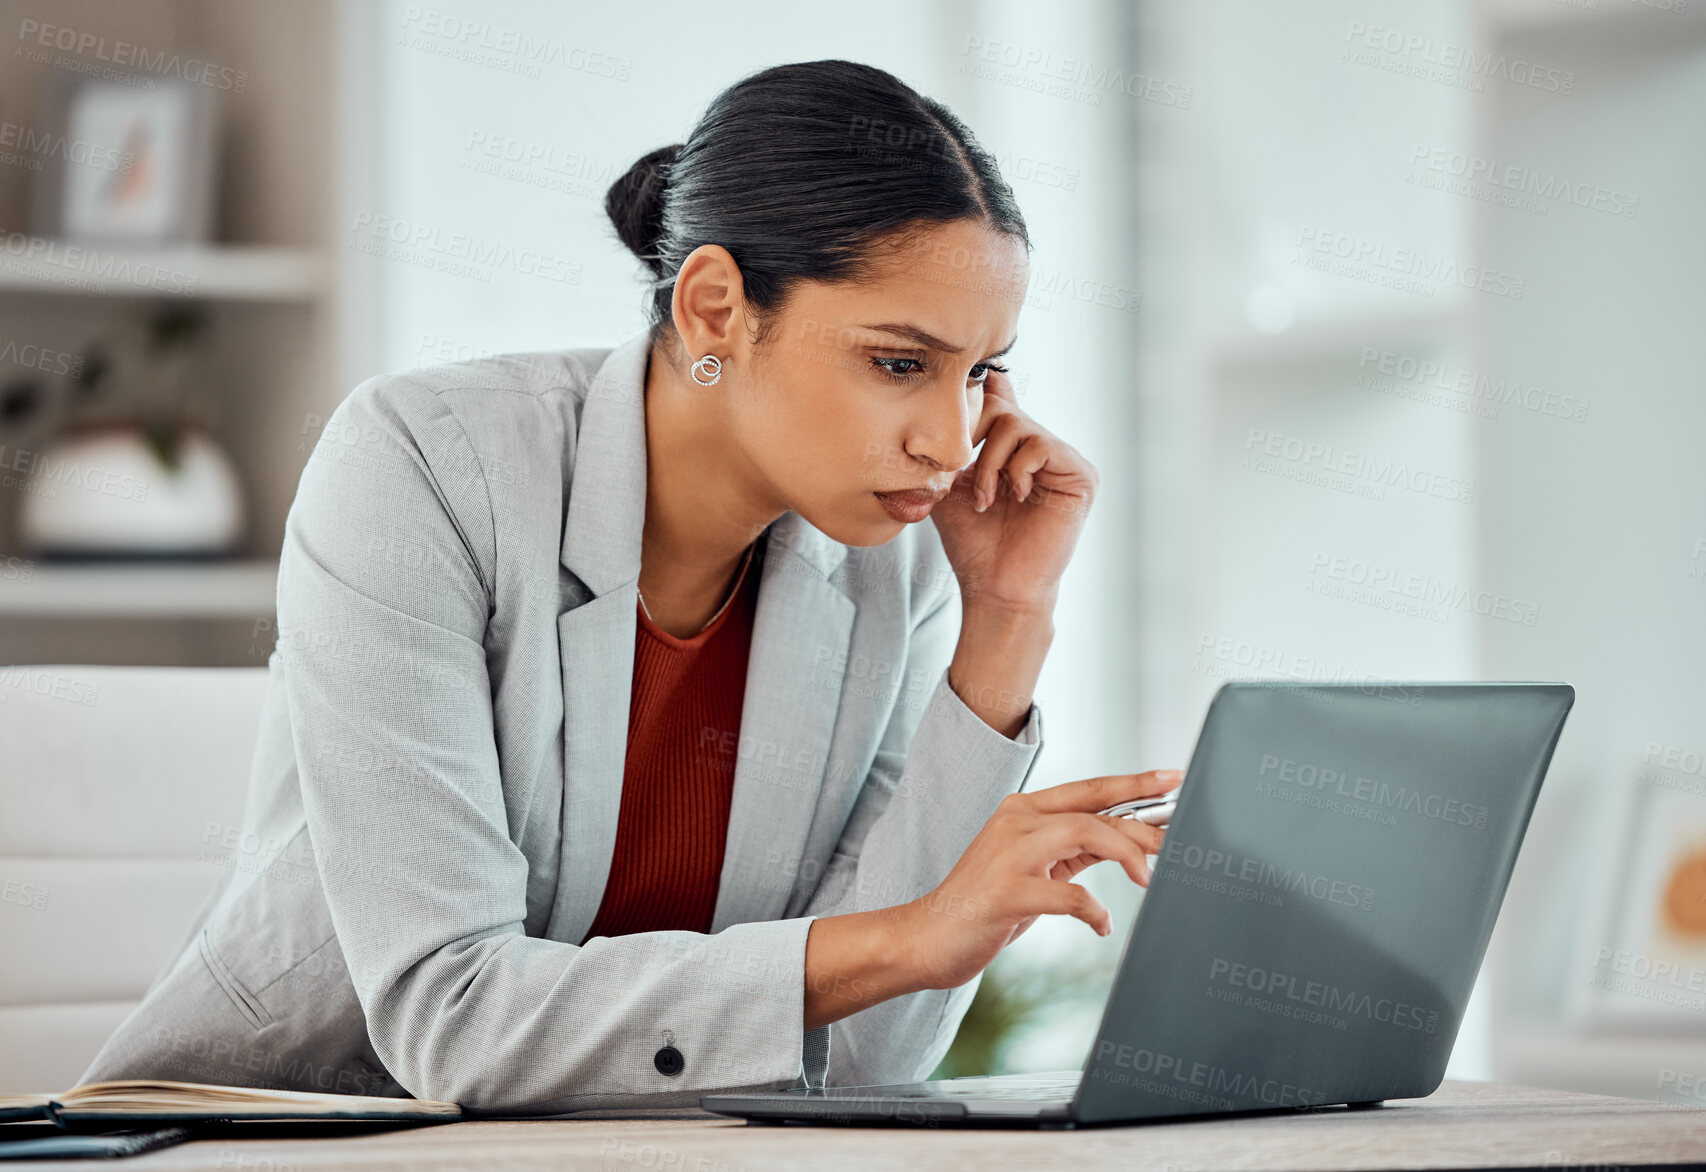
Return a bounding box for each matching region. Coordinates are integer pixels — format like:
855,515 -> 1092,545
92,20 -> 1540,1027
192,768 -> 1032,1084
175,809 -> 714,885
1047,815 -> 1164,882
1018,813 -> 1154,885
904,767 -> 1180,989
1049,853 -> 1098,882
971,411 -> 1028,511
1099,812 -> 1167,856
982,364 -> 1020,406
1007,433 -> 1050,502
965,382 -> 1075,508
967,369 -> 1018,449
1018,877 -> 1114,936
1026,770 -> 1183,816
968,376 -> 1008,448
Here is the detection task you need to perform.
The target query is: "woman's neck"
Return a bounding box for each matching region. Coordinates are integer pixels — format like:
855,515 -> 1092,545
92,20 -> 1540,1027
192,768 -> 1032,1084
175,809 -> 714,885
638,339 -> 782,638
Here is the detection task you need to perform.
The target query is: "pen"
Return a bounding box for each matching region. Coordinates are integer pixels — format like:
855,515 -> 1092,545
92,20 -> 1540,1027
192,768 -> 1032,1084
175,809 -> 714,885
1096,794 -> 1177,826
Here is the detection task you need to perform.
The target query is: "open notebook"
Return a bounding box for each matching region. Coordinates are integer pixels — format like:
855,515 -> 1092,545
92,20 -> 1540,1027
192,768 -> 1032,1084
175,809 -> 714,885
0,1079 -> 463,1127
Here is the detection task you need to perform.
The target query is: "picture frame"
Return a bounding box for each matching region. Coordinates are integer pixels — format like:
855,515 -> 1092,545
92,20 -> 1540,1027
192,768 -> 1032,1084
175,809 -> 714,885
1570,746 -> 1706,1030
29,69 -> 218,245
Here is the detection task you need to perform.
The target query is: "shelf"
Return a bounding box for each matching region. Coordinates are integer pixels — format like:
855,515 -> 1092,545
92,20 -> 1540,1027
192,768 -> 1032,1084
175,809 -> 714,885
0,558 -> 277,618
0,241 -> 326,302
1484,0 -> 1706,44
1496,1024 -> 1706,1102
1208,300 -> 1471,370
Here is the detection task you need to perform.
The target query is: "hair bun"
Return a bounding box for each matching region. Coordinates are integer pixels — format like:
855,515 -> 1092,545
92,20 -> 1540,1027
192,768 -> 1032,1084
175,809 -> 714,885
606,143 -> 682,275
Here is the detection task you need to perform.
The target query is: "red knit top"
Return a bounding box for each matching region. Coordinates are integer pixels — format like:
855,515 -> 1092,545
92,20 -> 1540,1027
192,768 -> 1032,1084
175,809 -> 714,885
580,542 -> 761,940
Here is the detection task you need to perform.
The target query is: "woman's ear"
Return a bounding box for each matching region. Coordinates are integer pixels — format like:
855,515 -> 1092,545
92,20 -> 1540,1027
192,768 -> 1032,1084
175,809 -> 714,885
670,244 -> 750,362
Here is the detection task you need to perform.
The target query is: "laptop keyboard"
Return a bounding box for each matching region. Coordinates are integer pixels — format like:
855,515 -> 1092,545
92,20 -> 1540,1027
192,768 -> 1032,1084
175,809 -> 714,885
880,1077 -> 1081,1101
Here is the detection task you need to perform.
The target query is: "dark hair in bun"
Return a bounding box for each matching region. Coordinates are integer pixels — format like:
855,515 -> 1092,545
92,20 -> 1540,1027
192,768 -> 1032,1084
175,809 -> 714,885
604,59 -> 1029,346
604,142 -> 682,278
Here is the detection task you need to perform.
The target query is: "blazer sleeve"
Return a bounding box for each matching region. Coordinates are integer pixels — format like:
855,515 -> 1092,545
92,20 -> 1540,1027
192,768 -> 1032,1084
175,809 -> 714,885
791,549 -> 1045,1089
279,376 -> 835,1112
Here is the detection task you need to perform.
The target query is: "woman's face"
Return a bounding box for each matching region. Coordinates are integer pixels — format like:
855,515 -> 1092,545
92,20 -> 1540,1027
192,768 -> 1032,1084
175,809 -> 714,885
728,218 -> 1029,548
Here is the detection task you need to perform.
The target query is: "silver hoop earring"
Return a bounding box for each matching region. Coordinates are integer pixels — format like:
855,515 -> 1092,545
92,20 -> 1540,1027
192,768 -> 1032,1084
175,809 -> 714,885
689,354 -> 723,386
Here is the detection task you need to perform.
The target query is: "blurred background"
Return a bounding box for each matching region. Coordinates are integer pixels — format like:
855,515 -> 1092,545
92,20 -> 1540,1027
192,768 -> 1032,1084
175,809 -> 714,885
1,0 -> 1703,1104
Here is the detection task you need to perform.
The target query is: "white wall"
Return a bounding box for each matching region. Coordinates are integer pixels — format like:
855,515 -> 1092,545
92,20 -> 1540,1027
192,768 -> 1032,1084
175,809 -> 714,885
1128,0 -> 1706,1093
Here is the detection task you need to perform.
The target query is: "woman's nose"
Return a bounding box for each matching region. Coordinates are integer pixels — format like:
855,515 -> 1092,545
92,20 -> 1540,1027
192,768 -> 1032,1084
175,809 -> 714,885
906,386 -> 977,473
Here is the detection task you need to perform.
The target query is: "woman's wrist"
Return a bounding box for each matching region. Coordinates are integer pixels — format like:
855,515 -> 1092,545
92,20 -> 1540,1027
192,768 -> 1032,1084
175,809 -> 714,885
803,905 -> 929,1031
947,598 -> 1055,739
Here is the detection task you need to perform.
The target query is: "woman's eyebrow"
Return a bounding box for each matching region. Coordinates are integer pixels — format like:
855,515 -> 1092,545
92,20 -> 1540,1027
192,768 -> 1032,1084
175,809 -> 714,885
858,322 -> 1019,359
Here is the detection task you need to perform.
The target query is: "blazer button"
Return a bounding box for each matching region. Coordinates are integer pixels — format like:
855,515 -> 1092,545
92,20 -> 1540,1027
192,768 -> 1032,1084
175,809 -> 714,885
654,1046 -> 685,1076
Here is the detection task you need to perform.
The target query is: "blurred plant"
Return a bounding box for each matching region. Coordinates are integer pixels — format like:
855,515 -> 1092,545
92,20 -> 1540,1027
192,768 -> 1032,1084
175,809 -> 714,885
930,949 -> 1116,1079
0,301 -> 211,471
0,378 -> 38,429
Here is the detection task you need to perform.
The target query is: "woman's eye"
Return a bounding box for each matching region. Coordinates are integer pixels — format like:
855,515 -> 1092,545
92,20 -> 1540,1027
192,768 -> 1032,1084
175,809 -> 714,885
871,357 -> 1011,385
871,356 -> 925,382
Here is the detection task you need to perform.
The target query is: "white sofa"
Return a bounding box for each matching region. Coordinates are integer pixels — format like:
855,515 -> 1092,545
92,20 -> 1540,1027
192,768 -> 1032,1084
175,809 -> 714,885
0,665 -> 270,1094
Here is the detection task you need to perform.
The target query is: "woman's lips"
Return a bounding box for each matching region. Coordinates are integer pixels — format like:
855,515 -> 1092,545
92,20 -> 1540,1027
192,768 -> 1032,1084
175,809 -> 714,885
874,486 -> 949,523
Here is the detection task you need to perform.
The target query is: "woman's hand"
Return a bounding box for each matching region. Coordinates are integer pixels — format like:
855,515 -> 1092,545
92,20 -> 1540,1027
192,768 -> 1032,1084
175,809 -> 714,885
928,367 -> 1098,613
899,769 -> 1182,991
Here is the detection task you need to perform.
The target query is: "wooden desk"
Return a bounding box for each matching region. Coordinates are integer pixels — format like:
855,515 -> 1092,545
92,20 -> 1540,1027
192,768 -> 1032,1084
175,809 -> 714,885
13,1080 -> 1706,1170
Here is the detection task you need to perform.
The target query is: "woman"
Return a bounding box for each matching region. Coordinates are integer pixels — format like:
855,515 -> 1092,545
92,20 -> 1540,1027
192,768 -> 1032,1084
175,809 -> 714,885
79,59 -> 1178,1112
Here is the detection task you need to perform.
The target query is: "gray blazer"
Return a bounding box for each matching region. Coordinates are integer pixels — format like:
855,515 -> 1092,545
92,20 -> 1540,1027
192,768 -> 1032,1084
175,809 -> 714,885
78,327 -> 1044,1113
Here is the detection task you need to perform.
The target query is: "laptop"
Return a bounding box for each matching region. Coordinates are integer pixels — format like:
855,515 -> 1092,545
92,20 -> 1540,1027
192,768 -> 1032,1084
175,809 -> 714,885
702,680 -> 1575,1128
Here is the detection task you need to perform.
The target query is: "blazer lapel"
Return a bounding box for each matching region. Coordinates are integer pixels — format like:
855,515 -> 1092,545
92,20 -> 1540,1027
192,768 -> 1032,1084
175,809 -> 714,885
544,330 -> 649,946
710,513 -> 853,932
542,329 -> 858,945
